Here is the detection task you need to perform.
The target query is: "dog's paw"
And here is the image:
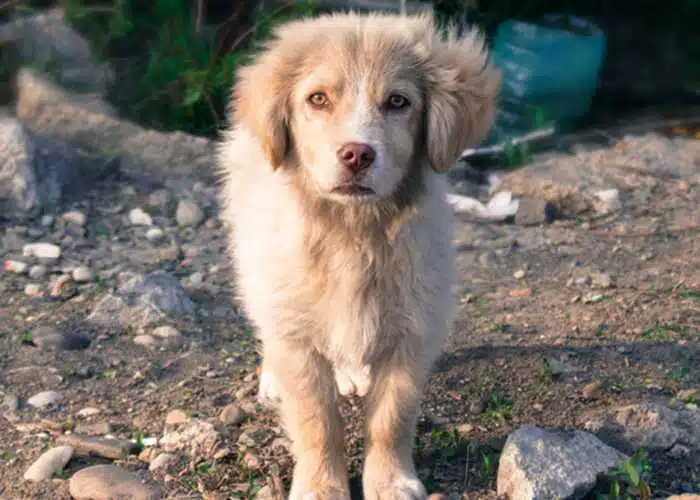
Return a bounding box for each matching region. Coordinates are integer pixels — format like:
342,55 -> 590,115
257,366 -> 281,407
364,468 -> 427,500
334,364 -> 371,397
290,490 -> 349,500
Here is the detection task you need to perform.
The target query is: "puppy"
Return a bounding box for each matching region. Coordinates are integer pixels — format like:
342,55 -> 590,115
218,12 -> 499,500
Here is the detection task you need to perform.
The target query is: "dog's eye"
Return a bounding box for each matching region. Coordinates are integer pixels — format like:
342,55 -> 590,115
308,92 -> 329,108
386,94 -> 410,110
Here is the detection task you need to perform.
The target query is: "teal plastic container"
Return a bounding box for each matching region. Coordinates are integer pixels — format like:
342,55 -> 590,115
488,14 -> 606,143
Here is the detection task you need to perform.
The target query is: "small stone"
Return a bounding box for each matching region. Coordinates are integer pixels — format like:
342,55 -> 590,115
160,419 -> 224,461
164,409 -> 188,427
668,443 -> 690,459
243,452 -> 260,469
27,390 -> 62,409
32,326 -> 90,351
582,292 -> 605,304
72,266 -> 93,283
270,437 -> 291,453
145,227 -> 165,242
152,325 -> 181,339
40,215 -> 55,228
69,464 -> 160,500
427,495 -> 445,500
147,189 -> 172,210
514,197 -> 556,226
3,393 -> 21,412
592,189 -> 621,215
497,425 -> 624,500
133,335 -> 156,347
61,210 -> 87,226
510,287 -> 533,298
74,421 -> 112,436
219,404 -> 245,426
455,423 -> 473,436
23,445 -> 73,482
25,283 -> 43,297
513,269 -> 526,280
28,264 -> 47,280
149,452 -> 177,473
128,207 -> 153,226
76,407 -> 100,418
23,242 -> 61,261
590,272 -> 615,289
188,271 -> 205,286
175,199 -> 204,227
4,259 -> 28,274
582,380 -> 603,399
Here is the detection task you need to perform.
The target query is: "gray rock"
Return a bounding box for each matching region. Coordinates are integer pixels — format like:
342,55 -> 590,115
28,264 -> 48,279
587,403 -> 700,454
590,272 -> 615,289
219,404 -> 246,426
175,199 -> 204,227
133,334 -> 156,347
23,445 -> 73,482
514,197 -> 557,226
148,452 -> 177,473
27,390 -> 62,409
3,393 -> 21,412
68,464 -> 161,500
152,325 -> 181,339
32,326 -> 90,351
0,9 -> 111,93
497,424 -> 624,500
87,271 -> 194,329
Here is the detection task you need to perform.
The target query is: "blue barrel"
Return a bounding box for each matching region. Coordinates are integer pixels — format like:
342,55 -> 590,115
488,14 -> 606,143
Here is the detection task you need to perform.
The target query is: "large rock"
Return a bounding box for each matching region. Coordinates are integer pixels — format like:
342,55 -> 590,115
16,69 -> 215,183
497,424 -> 625,500
0,8 -> 110,93
68,464 -> 161,500
23,445 -> 73,482
159,419 -> 228,462
0,114 -> 114,220
88,271 -> 195,329
584,402 -> 700,454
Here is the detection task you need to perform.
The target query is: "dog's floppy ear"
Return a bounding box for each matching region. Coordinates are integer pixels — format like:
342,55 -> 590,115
231,45 -> 293,170
422,28 -> 500,173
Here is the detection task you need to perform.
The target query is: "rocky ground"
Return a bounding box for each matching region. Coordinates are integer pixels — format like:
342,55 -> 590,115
1,8 -> 700,500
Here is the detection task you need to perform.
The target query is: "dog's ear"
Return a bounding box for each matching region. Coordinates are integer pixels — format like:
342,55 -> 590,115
422,28 -> 500,173
231,47 -> 292,170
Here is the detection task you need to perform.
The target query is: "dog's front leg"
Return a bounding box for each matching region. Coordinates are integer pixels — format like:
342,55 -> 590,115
266,343 -> 350,500
362,345 -> 428,500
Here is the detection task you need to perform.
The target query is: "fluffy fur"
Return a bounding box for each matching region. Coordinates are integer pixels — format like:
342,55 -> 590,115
218,11 -> 499,500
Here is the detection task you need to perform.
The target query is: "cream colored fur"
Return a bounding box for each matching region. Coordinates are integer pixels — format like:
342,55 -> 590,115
218,11 -> 499,500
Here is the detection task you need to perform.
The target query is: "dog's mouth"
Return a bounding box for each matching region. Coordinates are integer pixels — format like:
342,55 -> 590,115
331,184 -> 376,197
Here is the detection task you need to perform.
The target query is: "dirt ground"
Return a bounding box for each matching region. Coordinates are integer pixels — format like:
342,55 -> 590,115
0,135 -> 699,498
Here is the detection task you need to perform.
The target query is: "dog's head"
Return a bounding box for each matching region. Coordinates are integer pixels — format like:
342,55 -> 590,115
231,13 -> 499,204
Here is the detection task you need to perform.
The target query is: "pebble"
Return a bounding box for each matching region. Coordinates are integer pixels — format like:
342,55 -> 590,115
69,464 -> 160,500
243,452 -> 261,469
4,259 -> 28,274
32,326 -> 91,351
76,407 -> 101,418
510,287 -> 533,298
219,404 -> 246,426
72,266 -> 94,283
28,264 -> 48,280
152,325 -> 181,339
133,334 -> 156,347
513,269 -> 526,280
145,227 -> 166,242
514,197 -> 557,226
23,445 -> 74,482
188,271 -> 205,286
23,242 -> 61,261
147,189 -> 172,211
27,390 -> 62,409
61,210 -> 87,226
24,283 -> 43,297
164,409 -> 189,427
175,199 -> 204,227
128,207 -> 153,226
40,215 -> 55,228
592,189 -> 621,215
582,292 -> 605,304
3,393 -> 20,412
582,380 -> 603,399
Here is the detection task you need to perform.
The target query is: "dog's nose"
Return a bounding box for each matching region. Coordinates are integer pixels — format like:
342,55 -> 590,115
337,142 -> 376,172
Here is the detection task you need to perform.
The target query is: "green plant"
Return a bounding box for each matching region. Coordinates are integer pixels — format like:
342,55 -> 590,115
596,450 -> 653,499
484,391 -> 514,422
20,329 -> 34,345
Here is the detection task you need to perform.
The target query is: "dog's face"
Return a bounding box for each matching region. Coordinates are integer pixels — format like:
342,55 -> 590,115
232,13 -> 500,205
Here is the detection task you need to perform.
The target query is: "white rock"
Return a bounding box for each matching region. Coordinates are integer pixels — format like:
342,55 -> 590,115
27,390 -> 62,409
175,199 -> 204,227
148,452 -> 177,473
592,189 -> 621,215
76,407 -> 101,418
28,264 -> 48,279
72,266 -> 93,283
128,207 -> 153,226
145,227 -> 165,242
133,335 -> 156,347
152,325 -> 181,339
23,445 -> 73,482
23,242 -> 61,261
4,259 -> 28,274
